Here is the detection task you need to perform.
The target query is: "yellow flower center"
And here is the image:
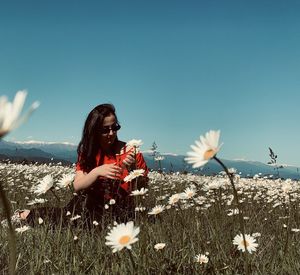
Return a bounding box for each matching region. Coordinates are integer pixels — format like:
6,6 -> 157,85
119,235 -> 131,245
243,240 -> 249,248
204,149 -> 216,160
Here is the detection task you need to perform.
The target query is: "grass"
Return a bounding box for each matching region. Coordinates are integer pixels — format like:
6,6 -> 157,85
1,161 -> 300,274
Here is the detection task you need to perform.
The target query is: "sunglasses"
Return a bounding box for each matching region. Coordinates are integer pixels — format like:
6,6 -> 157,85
100,123 -> 121,134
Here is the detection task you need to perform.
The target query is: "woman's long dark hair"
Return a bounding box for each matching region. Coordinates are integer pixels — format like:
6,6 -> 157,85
77,104 -> 120,172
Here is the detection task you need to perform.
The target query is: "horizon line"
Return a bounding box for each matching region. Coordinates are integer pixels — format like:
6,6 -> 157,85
2,139 -> 300,168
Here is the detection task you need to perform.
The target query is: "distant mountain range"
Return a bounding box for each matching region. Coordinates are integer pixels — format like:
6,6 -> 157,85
1,140 -> 299,180
0,140 -> 76,165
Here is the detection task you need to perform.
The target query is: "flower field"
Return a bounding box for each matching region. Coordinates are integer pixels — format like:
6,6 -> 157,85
1,161 -> 300,274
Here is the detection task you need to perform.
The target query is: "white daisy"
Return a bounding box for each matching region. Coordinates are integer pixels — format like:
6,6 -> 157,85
154,243 -> 166,250
70,215 -> 81,221
227,209 -> 239,216
233,233 -> 258,254
43,259 -> 51,264
15,225 -> 31,233
228,168 -> 237,174
27,198 -> 47,205
154,156 -> 165,161
105,221 -> 140,253
32,175 -> 54,196
130,187 -> 148,196
57,174 -> 74,188
281,181 -> 292,193
148,205 -> 165,215
168,194 -> 181,205
185,130 -> 222,168
135,206 -> 146,212
124,169 -> 145,182
181,187 -> 196,199
109,199 -> 116,205
93,221 -> 99,226
0,90 -> 40,138
195,254 -> 209,264
126,139 -> 143,148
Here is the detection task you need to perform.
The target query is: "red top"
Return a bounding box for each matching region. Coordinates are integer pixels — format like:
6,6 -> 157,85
76,145 -> 149,194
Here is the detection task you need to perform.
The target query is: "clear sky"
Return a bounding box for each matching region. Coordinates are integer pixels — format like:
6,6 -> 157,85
1,0 -> 300,166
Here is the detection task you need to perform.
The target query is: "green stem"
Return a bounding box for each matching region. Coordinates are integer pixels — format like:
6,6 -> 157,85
283,195 -> 292,255
213,156 -> 250,275
0,180 -> 16,275
127,249 -> 136,273
50,188 -> 60,204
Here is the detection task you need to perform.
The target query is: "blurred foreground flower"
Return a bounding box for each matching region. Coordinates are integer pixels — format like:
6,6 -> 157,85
185,130 -> 222,168
32,175 -> 54,196
105,221 -> 140,253
0,90 -> 40,138
186,130 -> 251,273
233,233 -> 258,254
0,90 -> 39,274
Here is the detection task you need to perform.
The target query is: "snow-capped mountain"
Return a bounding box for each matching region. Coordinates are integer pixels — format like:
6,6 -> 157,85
144,153 -> 300,179
1,140 -> 78,162
0,140 -> 299,179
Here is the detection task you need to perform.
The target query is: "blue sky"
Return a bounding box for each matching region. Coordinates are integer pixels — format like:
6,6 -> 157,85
1,0 -> 300,166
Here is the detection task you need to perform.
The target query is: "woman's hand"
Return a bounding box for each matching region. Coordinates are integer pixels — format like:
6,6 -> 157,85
96,163 -> 123,180
122,152 -> 136,167
73,164 -> 122,192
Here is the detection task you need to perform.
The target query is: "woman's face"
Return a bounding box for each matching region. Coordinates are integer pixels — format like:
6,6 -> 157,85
99,114 -> 119,149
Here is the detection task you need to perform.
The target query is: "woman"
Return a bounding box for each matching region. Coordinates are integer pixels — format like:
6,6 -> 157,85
14,104 -> 149,226
72,103 -> 149,222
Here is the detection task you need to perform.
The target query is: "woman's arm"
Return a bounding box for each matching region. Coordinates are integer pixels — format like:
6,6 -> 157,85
73,164 -> 123,192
